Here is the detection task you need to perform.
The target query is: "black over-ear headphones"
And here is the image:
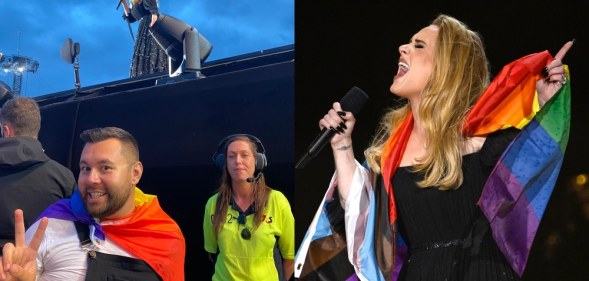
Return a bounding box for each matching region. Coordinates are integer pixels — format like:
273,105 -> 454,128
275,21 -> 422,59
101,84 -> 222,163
212,134 -> 267,173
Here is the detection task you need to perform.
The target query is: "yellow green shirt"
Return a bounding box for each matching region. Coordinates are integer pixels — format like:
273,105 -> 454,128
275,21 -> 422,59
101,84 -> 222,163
203,189 -> 295,281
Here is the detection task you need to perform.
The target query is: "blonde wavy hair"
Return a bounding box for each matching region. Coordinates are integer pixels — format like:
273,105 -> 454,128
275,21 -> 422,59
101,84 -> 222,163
364,14 -> 490,190
211,135 -> 271,236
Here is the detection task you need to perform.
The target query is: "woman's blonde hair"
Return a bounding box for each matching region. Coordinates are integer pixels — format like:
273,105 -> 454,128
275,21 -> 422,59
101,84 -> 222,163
365,14 -> 490,190
211,135 -> 271,235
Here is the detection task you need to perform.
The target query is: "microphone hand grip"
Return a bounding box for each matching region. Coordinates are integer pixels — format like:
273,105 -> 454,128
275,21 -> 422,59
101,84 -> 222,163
296,86 -> 369,169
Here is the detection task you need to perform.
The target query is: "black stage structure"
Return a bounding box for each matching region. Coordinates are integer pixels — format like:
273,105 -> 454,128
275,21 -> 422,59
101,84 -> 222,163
34,45 -> 294,280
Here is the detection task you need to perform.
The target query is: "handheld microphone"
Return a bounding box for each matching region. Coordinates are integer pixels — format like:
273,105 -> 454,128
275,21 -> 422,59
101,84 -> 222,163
295,86 -> 369,169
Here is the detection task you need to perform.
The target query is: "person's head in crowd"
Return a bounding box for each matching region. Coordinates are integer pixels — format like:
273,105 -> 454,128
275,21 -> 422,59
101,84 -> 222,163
0,96 -> 41,139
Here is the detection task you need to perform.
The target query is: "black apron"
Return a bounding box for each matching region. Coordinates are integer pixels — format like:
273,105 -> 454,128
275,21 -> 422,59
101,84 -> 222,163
74,222 -> 162,281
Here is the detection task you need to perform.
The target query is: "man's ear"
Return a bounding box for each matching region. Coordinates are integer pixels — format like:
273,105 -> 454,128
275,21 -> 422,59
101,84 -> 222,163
131,161 -> 144,185
1,123 -> 14,138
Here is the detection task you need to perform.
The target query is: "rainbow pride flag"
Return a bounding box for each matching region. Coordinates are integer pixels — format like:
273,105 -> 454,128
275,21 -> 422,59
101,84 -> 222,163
477,67 -> 570,276
39,188 -> 186,281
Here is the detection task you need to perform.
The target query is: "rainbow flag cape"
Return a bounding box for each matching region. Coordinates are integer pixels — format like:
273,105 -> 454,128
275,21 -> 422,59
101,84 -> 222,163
295,50 -> 570,280
39,188 -> 186,281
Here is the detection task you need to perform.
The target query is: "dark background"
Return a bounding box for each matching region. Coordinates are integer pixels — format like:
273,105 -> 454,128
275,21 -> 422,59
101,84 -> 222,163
294,1 -> 589,280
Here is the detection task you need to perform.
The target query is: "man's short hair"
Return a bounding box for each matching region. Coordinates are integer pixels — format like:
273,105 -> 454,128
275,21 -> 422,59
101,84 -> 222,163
0,97 -> 41,138
80,127 -> 140,162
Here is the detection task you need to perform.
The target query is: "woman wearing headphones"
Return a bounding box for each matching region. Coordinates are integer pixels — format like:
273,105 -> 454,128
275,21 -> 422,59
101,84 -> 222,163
203,134 -> 295,281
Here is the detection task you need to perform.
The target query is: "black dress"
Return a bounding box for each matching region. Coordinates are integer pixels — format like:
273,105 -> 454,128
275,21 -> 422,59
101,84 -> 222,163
393,128 -> 521,281
129,0 -> 168,78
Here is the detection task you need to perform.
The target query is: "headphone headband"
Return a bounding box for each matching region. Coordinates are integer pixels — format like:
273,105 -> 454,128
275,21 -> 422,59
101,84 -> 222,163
212,134 -> 267,172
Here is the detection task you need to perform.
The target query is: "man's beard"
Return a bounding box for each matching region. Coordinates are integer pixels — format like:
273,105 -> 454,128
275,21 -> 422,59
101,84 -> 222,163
85,186 -> 133,219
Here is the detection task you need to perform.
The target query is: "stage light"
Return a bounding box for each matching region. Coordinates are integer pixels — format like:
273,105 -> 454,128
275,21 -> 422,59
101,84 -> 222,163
149,14 -> 212,78
0,54 -> 39,96
0,55 -> 39,74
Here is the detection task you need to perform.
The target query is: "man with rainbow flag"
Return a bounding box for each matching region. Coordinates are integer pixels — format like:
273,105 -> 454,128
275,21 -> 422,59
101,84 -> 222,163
0,127 -> 185,281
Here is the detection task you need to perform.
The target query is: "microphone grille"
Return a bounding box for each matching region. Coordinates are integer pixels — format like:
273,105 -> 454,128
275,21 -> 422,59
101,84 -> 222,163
340,86 -> 369,116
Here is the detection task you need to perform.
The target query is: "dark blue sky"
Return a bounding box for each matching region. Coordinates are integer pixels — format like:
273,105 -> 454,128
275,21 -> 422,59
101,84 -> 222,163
0,0 -> 294,98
